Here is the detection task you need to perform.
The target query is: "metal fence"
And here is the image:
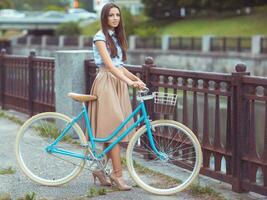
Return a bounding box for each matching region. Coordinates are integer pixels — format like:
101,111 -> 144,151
85,58 -> 267,196
169,37 -> 202,51
210,37 -> 251,52
261,37 -> 267,54
15,35 -> 267,54
0,49 -> 54,115
1,50 -> 266,195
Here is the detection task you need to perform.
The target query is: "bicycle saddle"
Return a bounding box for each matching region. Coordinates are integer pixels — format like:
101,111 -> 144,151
68,92 -> 97,102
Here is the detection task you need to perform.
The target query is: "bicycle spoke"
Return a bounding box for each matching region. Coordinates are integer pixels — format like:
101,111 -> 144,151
127,121 -> 202,195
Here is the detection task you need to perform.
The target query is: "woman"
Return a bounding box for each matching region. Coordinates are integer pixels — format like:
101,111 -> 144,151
89,3 -> 145,191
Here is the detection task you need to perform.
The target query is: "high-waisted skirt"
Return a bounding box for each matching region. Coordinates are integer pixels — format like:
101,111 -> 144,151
88,67 -> 135,142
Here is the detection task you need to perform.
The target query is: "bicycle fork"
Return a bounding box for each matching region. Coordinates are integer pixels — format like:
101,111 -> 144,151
145,121 -> 169,161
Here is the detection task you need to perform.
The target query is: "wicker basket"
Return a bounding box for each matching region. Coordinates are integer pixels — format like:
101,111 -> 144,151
153,92 -> 178,114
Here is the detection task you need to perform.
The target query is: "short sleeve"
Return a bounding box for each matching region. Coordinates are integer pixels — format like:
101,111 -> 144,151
93,31 -> 106,43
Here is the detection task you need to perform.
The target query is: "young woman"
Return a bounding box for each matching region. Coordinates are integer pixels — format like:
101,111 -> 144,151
88,3 -> 145,191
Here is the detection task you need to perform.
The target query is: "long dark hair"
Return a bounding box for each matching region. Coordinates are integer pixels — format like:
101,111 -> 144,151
100,3 -> 127,61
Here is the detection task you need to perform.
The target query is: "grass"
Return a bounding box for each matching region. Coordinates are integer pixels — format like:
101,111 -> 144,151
0,109 -> 80,145
34,122 -> 82,146
189,184 -> 226,200
17,192 -> 36,200
82,6 -> 267,37
0,167 -> 16,175
160,12 -> 267,36
0,111 -> 24,125
87,187 -> 107,198
121,156 -> 226,199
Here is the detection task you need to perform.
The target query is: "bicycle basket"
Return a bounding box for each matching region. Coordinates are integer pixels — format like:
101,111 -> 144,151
153,92 -> 178,114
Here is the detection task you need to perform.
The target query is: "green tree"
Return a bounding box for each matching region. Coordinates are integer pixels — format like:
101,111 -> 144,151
142,0 -> 180,20
142,0 -> 267,19
55,22 -> 81,36
121,7 -> 136,36
0,0 -> 14,9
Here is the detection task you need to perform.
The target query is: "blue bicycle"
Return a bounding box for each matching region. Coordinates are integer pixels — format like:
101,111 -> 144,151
15,88 -> 202,195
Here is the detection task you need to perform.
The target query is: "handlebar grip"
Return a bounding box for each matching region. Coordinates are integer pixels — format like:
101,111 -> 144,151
138,87 -> 149,93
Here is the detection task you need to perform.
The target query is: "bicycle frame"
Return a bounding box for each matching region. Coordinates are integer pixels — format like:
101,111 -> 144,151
47,99 -> 164,161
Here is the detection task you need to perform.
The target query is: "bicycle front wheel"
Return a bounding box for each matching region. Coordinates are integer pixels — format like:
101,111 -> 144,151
15,112 -> 87,186
126,120 -> 202,195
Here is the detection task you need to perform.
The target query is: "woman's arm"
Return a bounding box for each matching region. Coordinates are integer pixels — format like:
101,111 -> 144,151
95,41 -> 134,86
121,67 -> 141,81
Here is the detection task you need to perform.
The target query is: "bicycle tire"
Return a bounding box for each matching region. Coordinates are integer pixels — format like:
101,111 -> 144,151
126,120 -> 202,195
15,112 -> 87,186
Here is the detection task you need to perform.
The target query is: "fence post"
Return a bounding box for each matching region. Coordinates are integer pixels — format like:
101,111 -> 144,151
59,35 -> 65,48
231,63 -> 250,193
129,35 -> 136,50
26,35 -> 32,47
41,35 -> 47,48
162,35 -> 169,51
84,59 -> 97,94
79,35 -> 84,48
202,35 -> 212,52
0,49 -> 6,109
28,50 -> 36,116
142,57 -> 155,119
251,35 -> 262,54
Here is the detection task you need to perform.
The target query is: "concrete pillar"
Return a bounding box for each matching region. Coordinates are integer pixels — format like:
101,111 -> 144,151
26,36 -> 32,47
78,36 -> 84,48
129,35 -> 136,50
162,35 -> 169,51
58,35 -> 65,48
54,50 -> 94,117
251,35 -> 262,54
41,36 -> 47,48
11,37 -> 17,46
202,35 -> 212,52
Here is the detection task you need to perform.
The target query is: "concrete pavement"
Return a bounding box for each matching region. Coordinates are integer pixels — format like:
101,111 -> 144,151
0,109 -> 266,200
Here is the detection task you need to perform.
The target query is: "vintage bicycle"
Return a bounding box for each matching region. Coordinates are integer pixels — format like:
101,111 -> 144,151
15,88 -> 202,195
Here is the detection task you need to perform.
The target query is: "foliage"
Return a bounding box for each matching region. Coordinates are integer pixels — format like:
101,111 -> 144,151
134,26 -> 157,37
44,5 -> 66,11
142,0 -> 180,20
9,0 -> 68,11
24,192 -> 36,200
142,0 -> 267,20
121,7 -> 136,36
55,22 -> 81,36
159,10 -> 267,36
0,167 -> 16,175
87,187 -> 107,197
0,0 -> 14,9
82,21 -> 100,36
0,192 -> 11,200
190,184 -> 226,200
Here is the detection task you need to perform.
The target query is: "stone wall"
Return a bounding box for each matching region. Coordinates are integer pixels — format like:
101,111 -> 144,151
11,43 -> 267,76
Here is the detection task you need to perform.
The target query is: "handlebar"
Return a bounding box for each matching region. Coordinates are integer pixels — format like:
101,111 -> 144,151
136,87 -> 154,101
138,86 -> 149,94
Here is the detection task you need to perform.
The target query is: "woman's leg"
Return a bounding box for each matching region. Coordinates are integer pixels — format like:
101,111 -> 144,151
108,144 -> 123,177
106,143 -> 131,190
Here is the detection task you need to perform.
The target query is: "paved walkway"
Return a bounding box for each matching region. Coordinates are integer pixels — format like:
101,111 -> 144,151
0,109 -> 266,200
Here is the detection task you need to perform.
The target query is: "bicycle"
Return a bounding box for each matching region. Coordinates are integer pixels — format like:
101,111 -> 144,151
15,88 -> 202,195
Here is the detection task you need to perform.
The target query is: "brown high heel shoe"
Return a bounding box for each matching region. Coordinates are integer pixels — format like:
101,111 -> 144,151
92,171 -> 111,186
109,172 -> 132,191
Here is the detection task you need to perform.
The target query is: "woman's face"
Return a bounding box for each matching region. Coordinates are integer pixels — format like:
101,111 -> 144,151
107,7 -> 120,30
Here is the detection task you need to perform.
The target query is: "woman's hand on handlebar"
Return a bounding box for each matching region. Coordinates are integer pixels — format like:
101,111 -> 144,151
132,80 -> 146,89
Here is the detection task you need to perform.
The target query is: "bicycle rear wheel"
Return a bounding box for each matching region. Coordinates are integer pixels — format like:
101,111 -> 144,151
126,120 -> 202,195
15,112 -> 87,186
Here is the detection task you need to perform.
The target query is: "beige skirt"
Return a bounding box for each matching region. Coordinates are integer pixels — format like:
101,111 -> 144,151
88,67 -> 135,142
